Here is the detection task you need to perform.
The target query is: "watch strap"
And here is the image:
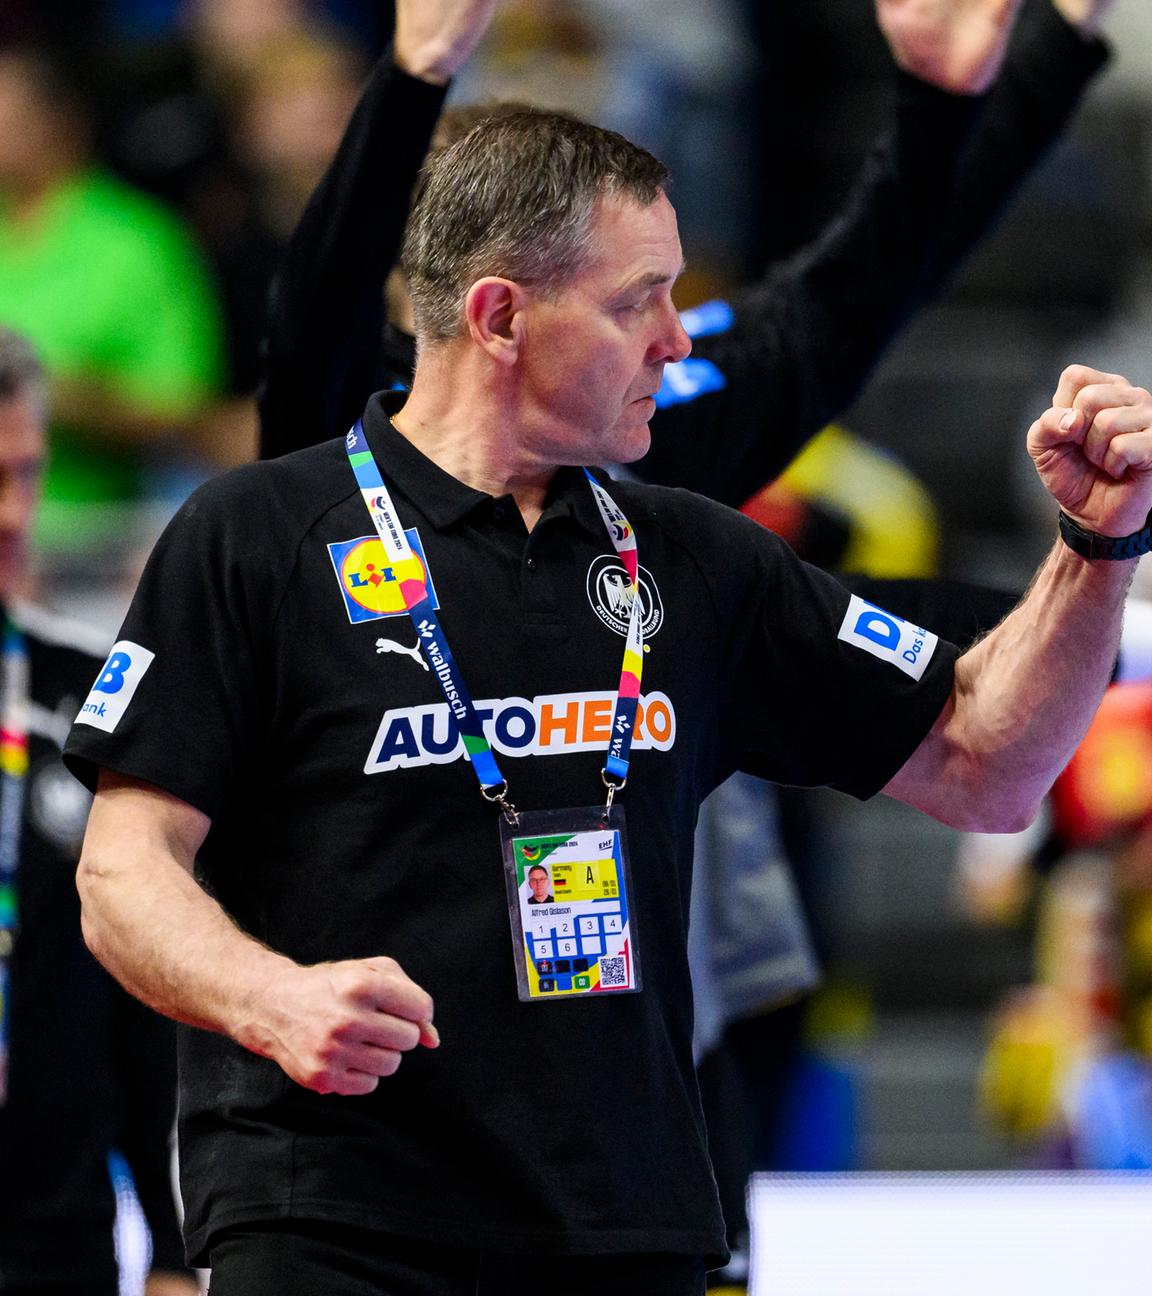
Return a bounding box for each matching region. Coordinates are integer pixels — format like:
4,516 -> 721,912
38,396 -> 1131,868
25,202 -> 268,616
1058,510 -> 1152,561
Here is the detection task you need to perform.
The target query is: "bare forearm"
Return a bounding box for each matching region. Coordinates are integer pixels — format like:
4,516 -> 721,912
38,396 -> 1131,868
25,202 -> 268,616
78,775 -> 438,1094
78,788 -> 292,1051
890,542 -> 1131,829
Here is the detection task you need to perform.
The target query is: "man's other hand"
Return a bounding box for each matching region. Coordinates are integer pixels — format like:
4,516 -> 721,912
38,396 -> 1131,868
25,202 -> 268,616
1029,366 -> 1152,539
252,956 -> 438,1095
877,0 -> 1024,95
144,1273 -> 202,1296
1049,0 -> 1114,37
394,0 -> 500,85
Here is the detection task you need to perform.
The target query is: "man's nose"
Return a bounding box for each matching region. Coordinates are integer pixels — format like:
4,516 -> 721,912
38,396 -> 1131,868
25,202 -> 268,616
0,475 -> 29,532
654,302 -> 692,365
668,311 -> 692,364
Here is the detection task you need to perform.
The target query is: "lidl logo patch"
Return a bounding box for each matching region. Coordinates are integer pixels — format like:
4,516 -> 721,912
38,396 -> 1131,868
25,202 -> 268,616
328,530 -> 440,624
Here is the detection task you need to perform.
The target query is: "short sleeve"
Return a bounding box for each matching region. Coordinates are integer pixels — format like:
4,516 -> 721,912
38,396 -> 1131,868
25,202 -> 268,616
717,514 -> 958,799
64,478 -> 268,819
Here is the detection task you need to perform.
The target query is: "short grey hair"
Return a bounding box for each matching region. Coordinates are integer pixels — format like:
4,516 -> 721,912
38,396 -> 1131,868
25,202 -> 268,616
403,109 -> 670,343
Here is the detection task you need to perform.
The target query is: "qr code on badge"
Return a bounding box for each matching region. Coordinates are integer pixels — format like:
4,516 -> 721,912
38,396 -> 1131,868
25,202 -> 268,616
599,955 -> 628,987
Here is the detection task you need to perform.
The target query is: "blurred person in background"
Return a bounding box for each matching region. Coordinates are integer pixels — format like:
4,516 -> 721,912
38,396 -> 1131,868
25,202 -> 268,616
449,0 -> 756,286
0,326 -> 195,1296
0,44 -> 224,567
189,28 -> 369,468
230,34 -> 366,249
86,6 -> 372,471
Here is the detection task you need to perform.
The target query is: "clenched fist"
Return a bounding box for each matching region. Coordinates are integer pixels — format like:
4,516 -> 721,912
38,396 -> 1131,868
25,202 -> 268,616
876,0 -> 1024,95
240,955 -> 438,1096
1029,365 -> 1152,540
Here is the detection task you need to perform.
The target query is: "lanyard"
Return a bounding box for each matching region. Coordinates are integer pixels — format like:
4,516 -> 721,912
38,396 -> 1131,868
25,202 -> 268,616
344,421 -> 644,821
0,616 -> 29,1105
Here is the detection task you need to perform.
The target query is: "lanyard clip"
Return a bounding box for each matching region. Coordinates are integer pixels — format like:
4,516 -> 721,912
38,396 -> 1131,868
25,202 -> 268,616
601,769 -> 626,817
481,780 -> 519,827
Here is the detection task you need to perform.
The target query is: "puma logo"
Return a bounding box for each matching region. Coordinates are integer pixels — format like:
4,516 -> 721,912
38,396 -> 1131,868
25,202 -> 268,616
375,638 -> 429,670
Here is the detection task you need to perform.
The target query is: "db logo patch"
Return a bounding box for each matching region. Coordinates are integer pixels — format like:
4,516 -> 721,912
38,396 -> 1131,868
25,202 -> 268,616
585,556 -> 664,639
837,595 -> 937,681
75,640 -> 155,732
328,530 -> 440,624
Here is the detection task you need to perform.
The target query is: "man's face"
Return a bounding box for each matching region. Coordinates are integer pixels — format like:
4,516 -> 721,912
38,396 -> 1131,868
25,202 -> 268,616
515,191 -> 691,467
0,391 -> 45,599
0,59 -> 66,188
528,867 -> 550,901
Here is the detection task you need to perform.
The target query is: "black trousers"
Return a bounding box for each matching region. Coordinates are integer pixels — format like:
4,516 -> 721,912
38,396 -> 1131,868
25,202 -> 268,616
208,1219 -> 708,1296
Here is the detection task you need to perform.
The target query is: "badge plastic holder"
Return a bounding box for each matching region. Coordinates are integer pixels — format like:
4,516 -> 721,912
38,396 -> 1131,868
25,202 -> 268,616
500,804 -> 641,1003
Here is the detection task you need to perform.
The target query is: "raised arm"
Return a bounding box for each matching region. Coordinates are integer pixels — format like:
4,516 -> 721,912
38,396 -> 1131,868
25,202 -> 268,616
78,772 -> 437,1095
886,366 -> 1152,831
258,0 -> 498,458
878,0 -> 1023,93
636,0 -> 1109,507
928,0 -> 1114,281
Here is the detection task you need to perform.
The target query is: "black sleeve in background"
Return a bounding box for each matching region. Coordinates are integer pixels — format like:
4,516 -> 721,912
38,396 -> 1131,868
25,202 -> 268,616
842,574 -> 1021,650
636,0 -> 1109,509
637,77 -> 987,505
258,51 -> 448,459
930,0 -> 1110,282
111,988 -> 188,1274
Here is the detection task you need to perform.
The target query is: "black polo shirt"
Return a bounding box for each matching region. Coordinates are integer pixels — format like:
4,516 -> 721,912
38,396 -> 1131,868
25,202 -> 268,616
65,392 -> 957,1265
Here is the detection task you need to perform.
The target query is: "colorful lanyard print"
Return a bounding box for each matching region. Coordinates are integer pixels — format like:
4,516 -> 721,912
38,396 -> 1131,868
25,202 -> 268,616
0,616 -> 29,1105
344,421 -> 644,819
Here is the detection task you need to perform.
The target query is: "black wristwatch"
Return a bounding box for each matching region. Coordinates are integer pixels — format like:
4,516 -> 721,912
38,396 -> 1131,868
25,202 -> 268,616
1058,510 -> 1152,561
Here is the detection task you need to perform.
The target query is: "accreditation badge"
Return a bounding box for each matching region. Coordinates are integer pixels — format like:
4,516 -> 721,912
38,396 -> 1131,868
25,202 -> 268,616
501,805 -> 641,1002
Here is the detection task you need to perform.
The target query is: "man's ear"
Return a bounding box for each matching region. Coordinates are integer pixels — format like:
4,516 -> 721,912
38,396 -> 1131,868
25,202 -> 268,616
465,277 -> 526,364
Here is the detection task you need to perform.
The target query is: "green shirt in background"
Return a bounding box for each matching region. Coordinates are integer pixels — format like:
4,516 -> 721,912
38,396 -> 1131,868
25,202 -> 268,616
0,167 -> 224,548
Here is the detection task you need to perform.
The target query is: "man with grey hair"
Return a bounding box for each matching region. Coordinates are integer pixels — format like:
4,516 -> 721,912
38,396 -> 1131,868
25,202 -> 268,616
67,111 -> 1152,1294
0,326 -> 196,1296
0,329 -> 47,599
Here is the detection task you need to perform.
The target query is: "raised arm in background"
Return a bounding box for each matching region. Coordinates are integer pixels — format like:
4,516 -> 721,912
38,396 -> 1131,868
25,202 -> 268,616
638,0 -> 1110,505
258,0 -> 497,451
259,0 -> 1107,486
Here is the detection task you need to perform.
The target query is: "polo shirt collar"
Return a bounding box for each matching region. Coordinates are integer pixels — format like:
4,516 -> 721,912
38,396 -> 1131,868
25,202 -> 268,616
361,391 -> 610,539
